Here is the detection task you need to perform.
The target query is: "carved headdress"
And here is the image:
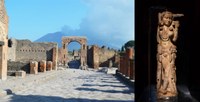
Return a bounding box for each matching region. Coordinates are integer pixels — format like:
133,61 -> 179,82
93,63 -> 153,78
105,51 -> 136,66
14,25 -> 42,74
158,11 -> 173,26
158,10 -> 184,26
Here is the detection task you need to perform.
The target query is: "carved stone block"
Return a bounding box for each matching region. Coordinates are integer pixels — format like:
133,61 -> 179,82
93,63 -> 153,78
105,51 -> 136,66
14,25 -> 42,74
39,60 -> 46,72
30,61 -> 38,74
47,61 -> 52,71
15,70 -> 26,78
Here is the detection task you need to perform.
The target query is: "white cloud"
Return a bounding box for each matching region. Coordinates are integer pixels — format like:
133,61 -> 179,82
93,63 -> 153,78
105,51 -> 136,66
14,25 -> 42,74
62,0 -> 134,49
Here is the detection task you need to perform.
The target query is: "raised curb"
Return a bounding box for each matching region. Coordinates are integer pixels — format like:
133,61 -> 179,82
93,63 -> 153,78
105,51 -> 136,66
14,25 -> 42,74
115,71 -> 134,88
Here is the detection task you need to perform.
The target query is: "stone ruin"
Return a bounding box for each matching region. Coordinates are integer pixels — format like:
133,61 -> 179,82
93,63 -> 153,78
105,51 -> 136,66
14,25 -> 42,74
0,0 -> 8,80
0,0 -> 122,80
3,36 -> 120,79
39,60 -> 47,72
60,36 -> 87,69
47,61 -> 53,71
119,47 -> 134,80
87,45 -> 119,69
58,39 -> 120,70
7,38 -> 58,76
30,61 -> 38,74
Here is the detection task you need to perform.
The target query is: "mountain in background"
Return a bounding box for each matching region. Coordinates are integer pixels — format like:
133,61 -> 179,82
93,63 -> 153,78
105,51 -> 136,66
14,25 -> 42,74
34,32 -> 64,47
34,32 -> 119,51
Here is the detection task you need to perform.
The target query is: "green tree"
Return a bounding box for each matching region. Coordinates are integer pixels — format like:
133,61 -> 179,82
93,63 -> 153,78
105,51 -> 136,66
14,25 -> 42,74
124,40 -> 134,50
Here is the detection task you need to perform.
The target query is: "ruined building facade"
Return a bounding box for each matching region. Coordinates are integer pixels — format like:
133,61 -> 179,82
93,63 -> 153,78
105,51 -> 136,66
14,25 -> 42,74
8,39 -> 58,73
0,0 -> 122,80
87,45 -> 119,69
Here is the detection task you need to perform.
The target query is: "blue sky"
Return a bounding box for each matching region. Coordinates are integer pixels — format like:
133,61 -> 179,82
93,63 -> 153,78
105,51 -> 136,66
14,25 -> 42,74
5,0 -> 134,49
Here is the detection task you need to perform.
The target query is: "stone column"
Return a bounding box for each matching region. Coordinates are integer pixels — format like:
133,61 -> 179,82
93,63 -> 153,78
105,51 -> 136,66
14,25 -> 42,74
126,48 -> 133,78
30,61 -> 38,74
47,61 -> 52,71
0,43 -> 7,80
39,60 -> 46,72
0,0 -> 8,80
108,60 -> 112,68
92,45 -> 99,69
52,46 -> 58,70
120,55 -> 125,74
127,47 -> 134,59
130,59 -> 134,80
61,41 -> 67,67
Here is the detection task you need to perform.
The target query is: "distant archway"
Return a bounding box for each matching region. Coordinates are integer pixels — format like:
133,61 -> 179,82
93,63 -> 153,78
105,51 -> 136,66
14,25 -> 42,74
67,42 -> 81,68
61,36 -> 87,68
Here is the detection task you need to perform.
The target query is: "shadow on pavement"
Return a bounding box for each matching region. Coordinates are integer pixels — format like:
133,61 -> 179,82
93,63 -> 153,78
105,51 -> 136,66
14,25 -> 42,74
76,87 -> 132,94
6,94 -> 134,102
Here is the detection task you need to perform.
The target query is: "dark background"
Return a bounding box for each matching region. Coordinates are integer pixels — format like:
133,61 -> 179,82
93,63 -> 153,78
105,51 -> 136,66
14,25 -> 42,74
135,0 -> 200,101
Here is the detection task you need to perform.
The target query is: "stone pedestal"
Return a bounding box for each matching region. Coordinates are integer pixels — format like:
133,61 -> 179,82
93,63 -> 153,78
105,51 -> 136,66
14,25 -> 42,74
157,96 -> 178,102
30,61 -> 38,74
39,60 -> 46,72
47,61 -> 52,71
79,65 -> 88,70
15,71 -> 26,78
107,68 -> 118,74
108,60 -> 113,68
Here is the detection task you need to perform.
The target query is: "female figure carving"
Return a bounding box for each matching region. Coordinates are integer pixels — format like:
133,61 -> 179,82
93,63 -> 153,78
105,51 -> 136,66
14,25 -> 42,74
157,11 -> 183,98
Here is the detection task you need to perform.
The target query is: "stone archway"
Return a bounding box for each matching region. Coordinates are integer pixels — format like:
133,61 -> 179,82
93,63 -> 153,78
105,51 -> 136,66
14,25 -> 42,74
61,36 -> 87,68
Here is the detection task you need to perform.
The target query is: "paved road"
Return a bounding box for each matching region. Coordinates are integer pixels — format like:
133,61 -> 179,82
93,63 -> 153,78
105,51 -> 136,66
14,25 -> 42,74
0,68 -> 134,102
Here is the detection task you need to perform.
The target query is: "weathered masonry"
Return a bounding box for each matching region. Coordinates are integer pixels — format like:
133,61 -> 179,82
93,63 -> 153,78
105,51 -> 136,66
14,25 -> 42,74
8,39 -> 58,73
87,45 -> 119,69
0,0 -> 8,80
61,36 -> 87,68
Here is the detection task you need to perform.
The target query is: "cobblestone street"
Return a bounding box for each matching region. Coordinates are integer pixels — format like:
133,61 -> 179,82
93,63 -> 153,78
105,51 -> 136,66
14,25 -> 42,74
0,68 -> 134,102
